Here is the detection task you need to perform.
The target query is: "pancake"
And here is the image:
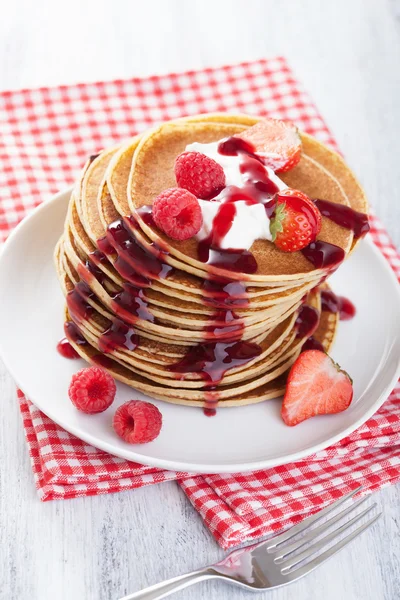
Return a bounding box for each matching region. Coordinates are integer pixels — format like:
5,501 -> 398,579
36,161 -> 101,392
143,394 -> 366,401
54,112 -> 367,409
128,117 -> 357,281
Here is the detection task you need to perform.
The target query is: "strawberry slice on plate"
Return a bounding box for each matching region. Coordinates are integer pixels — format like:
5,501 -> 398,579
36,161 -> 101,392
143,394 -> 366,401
281,350 -> 353,426
269,188 -> 322,252
236,118 -> 302,172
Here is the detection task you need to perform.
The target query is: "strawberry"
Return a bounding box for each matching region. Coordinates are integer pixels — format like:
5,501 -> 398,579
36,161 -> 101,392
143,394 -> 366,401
235,119 -> 302,172
269,188 -> 322,252
175,151 -> 225,199
281,350 -> 353,426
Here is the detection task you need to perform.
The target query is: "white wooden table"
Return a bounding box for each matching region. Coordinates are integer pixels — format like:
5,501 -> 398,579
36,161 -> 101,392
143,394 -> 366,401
1,1 -> 400,598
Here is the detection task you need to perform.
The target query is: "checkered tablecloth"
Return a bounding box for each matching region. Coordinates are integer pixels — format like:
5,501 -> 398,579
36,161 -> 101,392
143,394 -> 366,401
2,57 -> 400,549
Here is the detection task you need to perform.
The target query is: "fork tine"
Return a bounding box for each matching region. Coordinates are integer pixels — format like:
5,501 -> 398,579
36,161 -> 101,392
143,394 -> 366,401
282,513 -> 381,582
273,496 -> 370,561
266,485 -> 363,550
280,503 -> 376,570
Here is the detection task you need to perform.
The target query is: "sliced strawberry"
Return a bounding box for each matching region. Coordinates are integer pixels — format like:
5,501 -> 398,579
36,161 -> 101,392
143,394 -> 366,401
281,350 -> 353,426
235,119 -> 301,172
270,188 -> 322,252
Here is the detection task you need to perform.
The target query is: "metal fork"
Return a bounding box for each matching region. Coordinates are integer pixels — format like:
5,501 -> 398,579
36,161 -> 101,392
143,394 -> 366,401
120,486 -> 380,599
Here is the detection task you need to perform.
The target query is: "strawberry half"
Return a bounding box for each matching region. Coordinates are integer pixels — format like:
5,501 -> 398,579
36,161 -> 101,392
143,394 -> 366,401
269,188 -> 322,252
281,350 -> 353,426
235,119 -> 302,172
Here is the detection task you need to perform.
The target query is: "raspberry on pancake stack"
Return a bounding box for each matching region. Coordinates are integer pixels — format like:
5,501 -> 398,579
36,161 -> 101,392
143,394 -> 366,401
54,114 -> 369,411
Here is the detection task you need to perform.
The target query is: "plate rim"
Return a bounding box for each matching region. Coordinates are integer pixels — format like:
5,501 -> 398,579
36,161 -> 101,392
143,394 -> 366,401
0,188 -> 400,474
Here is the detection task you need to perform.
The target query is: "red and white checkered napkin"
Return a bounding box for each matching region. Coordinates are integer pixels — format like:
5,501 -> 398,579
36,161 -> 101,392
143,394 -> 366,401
3,57 -> 400,549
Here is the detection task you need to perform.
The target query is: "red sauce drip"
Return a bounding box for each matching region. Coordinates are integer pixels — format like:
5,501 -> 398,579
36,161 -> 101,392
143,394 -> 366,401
301,241 -> 345,269
98,317 -> 139,353
114,256 -> 151,288
84,257 -> 108,286
203,408 -> 217,417
66,282 -> 94,323
302,336 -> 324,351
91,354 -> 115,369
97,236 -> 114,256
202,279 -> 249,308
56,338 -> 79,359
64,321 -> 89,347
314,199 -> 370,239
196,136 -> 281,272
168,339 -> 261,385
100,218 -> 174,281
197,243 -> 258,274
320,290 -> 356,320
110,283 -> 154,324
203,309 -> 244,341
295,305 -> 320,339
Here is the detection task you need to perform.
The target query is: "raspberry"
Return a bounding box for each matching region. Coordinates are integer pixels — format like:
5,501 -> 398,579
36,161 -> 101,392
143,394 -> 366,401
175,151 -> 225,199
152,187 -> 203,241
113,400 -> 162,444
68,367 -> 116,413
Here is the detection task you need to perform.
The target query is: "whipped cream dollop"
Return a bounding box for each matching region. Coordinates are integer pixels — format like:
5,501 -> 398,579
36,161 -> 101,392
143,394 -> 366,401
185,141 -> 287,250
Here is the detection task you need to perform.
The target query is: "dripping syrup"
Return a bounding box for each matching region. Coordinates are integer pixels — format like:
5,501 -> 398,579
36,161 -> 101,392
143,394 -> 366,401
168,339 -> 261,386
302,336 -> 324,351
314,199 -> 370,239
295,305 -> 320,339
203,407 -> 217,417
320,290 -> 356,320
202,279 -> 249,308
301,241 -> 345,269
98,317 -> 139,354
56,338 -> 79,359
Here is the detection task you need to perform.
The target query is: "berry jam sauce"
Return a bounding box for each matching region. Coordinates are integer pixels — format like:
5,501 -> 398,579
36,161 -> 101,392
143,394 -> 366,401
314,199 -> 370,239
295,305 -> 320,339
168,339 -> 261,386
320,290 -> 356,320
66,281 -> 94,323
64,321 -> 89,347
98,317 -> 139,353
301,241 -> 345,269
302,336 -> 324,351
203,407 -> 217,417
98,217 -> 174,281
203,309 -> 244,341
202,279 -> 249,308
56,338 -> 79,359
196,137 -> 281,272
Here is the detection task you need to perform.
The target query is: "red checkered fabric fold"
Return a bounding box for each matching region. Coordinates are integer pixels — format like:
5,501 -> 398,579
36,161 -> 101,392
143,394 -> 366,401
3,57 -> 400,549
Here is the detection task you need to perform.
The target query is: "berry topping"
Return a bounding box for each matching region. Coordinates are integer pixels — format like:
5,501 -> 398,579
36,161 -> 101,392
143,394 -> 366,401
175,151 -> 225,199
68,367 -> 116,413
113,400 -> 162,444
235,118 -> 302,172
281,350 -> 353,426
270,188 -> 322,252
152,187 -> 203,241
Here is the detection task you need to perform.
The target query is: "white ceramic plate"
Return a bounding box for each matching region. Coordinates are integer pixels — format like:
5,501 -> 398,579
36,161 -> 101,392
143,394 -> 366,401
1,189 -> 400,474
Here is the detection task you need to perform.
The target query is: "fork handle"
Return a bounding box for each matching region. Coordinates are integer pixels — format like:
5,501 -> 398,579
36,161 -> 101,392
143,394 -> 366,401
119,568 -> 219,600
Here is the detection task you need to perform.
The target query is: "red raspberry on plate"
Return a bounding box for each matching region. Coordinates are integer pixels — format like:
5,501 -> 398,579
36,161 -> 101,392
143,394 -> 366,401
68,367 -> 116,413
152,187 -> 203,241
175,151 -> 225,199
113,400 -> 162,444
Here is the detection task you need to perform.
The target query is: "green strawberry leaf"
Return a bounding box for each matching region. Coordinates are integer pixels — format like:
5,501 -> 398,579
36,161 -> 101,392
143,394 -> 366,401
269,202 -> 286,242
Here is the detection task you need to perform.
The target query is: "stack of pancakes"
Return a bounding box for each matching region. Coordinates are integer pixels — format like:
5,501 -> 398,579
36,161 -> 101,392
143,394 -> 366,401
54,114 -> 368,408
